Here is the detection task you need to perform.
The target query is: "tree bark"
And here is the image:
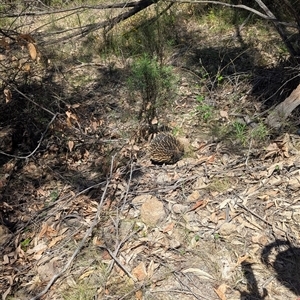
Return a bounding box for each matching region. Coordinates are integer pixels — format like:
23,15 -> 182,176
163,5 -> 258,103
266,84 -> 300,129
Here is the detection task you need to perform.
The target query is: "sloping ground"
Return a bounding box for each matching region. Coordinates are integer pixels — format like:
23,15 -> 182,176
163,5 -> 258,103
2,122 -> 300,299
1,3 -> 300,300
2,65 -> 300,299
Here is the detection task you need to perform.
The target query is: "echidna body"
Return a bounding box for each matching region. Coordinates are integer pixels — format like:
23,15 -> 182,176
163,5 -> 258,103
149,133 -> 184,164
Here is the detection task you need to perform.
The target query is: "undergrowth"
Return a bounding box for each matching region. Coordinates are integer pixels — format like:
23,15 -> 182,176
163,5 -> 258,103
127,55 -> 177,131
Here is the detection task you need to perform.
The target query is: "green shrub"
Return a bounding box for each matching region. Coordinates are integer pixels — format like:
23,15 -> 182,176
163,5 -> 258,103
127,55 -> 176,128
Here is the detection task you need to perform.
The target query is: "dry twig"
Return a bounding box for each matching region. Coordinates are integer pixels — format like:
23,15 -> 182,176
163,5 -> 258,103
0,112 -> 58,159
29,156 -> 116,300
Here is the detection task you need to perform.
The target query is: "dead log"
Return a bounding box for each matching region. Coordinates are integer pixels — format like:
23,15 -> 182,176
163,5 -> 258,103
266,83 -> 300,129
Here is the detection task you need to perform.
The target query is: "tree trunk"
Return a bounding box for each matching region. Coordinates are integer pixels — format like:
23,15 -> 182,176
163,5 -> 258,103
266,84 -> 300,129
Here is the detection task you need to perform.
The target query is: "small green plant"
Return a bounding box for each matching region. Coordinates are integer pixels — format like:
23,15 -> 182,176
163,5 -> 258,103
216,73 -> 224,84
50,190 -> 59,202
214,233 -> 221,241
195,95 -> 214,122
127,55 -> 176,128
251,122 -> 269,141
194,234 -> 200,242
21,238 -> 31,251
232,121 -> 247,145
172,126 -> 183,136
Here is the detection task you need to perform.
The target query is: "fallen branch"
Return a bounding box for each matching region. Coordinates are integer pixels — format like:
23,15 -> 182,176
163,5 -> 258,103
29,156 -> 116,300
0,112 -> 58,159
168,0 -> 298,55
167,0 -> 297,28
2,1 -> 141,17
266,83 -> 300,129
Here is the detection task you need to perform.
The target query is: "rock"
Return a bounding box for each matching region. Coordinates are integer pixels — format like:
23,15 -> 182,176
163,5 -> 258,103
156,173 -> 173,184
132,194 -> 152,206
219,222 -> 237,236
172,204 -> 187,214
141,196 -> 165,226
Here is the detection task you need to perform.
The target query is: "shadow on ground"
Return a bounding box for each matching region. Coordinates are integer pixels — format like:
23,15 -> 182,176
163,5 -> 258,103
237,239 -> 300,299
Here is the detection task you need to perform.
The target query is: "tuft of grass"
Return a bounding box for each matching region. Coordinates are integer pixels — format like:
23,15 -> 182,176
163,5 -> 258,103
50,190 -> 59,202
195,95 -> 214,122
207,177 -> 232,193
232,121 -> 247,145
250,122 -> 269,142
62,282 -> 97,300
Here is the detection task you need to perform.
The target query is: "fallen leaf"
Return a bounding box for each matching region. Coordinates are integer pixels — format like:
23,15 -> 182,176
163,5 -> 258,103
207,155 -> 215,163
287,175 -> 300,190
38,223 -> 49,239
68,140 -> 74,152
151,117 -> 158,125
265,202 -> 274,209
132,262 -> 147,281
147,260 -> 159,279
182,268 -> 214,280
220,110 -> 229,119
79,270 -> 94,280
2,286 -> 11,300
71,103 -> 80,108
22,63 -> 31,72
214,283 -> 227,300
188,199 -> 206,211
18,33 -> 35,43
162,222 -> 175,233
3,254 -> 9,264
236,254 -> 249,265
48,235 -> 66,248
28,42 -> 37,60
4,89 -> 12,103
187,190 -> 200,202
135,290 -> 143,300
27,242 -> 47,255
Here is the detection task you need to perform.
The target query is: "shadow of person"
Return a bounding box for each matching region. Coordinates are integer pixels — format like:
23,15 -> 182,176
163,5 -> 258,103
239,261 -> 268,300
261,239 -> 300,295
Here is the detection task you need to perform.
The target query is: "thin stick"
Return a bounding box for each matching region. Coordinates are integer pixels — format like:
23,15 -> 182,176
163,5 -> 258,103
103,219 -> 142,280
1,81 -> 56,117
245,136 -> 253,167
233,193 -> 290,236
0,112 -> 58,159
99,245 -> 137,282
29,157 -> 115,300
121,159 -> 134,211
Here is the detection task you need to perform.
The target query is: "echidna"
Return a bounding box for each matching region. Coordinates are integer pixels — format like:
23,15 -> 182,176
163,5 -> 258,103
149,133 -> 184,164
